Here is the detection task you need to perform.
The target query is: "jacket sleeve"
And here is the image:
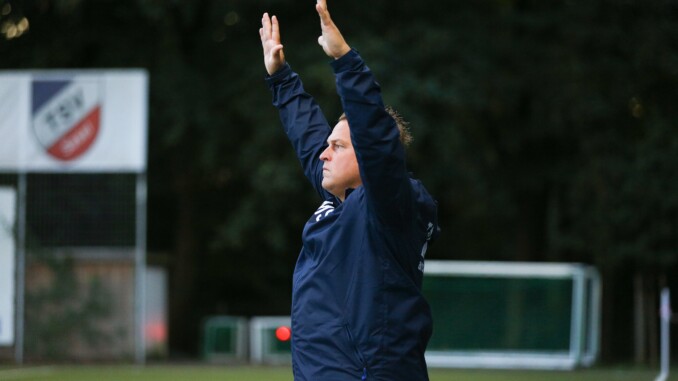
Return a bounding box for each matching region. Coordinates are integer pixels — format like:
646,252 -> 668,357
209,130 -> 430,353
266,63 -> 332,200
331,49 -> 414,224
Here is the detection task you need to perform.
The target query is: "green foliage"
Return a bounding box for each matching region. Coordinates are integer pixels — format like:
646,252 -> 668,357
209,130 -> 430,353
25,251 -> 114,360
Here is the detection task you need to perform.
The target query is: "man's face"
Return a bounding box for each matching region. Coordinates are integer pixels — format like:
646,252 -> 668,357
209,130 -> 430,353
319,120 -> 361,201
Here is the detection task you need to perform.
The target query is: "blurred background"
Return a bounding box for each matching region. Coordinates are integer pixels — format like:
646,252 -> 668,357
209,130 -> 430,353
0,0 -> 676,369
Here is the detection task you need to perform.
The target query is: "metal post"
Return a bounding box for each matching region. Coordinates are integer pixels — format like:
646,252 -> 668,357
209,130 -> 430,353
581,266 -> 601,367
589,268 -> 602,365
654,288 -> 671,381
14,172 -> 26,365
569,268 -> 585,367
134,172 -> 147,364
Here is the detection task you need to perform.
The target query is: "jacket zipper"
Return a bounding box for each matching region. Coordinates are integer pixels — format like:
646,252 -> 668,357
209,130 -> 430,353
344,324 -> 368,380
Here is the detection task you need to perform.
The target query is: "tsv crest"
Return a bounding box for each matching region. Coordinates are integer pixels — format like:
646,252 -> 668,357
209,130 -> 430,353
32,79 -> 102,161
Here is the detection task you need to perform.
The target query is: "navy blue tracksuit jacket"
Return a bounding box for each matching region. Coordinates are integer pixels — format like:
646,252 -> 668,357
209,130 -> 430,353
266,49 -> 440,381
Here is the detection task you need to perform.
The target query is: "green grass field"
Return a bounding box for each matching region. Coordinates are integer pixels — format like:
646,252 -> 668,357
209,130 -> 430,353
0,365 -> 669,381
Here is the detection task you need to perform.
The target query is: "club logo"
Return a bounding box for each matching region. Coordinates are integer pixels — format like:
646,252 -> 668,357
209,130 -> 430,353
32,79 -> 102,161
314,200 -> 335,222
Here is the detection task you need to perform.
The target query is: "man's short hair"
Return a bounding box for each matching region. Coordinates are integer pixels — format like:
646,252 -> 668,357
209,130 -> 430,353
338,106 -> 413,148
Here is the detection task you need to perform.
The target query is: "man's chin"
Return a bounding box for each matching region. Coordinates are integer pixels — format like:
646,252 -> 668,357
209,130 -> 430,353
321,181 -> 337,195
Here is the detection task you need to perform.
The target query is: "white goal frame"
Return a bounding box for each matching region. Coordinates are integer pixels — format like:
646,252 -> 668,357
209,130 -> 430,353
423,260 -> 601,370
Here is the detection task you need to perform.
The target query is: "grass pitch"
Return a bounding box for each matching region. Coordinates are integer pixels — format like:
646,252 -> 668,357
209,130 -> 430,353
0,365 -> 666,381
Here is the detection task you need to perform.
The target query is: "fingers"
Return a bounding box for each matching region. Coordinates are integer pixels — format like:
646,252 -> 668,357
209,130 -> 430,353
261,13 -> 271,44
271,44 -> 284,57
261,13 -> 282,55
261,13 -> 282,42
260,12 -> 286,74
261,13 -> 271,34
271,15 -> 280,43
316,2 -> 332,26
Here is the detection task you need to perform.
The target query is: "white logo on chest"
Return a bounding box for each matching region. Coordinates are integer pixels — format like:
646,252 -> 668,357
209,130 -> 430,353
314,201 -> 335,222
418,222 -> 435,272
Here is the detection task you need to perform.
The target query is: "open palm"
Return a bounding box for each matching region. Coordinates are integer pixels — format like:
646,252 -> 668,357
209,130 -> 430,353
259,13 -> 285,75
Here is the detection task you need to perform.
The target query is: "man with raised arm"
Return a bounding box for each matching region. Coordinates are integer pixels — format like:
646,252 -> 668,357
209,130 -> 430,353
260,1 -> 440,379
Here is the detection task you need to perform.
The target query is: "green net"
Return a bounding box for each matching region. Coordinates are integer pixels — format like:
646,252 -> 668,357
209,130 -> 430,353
423,276 -> 572,352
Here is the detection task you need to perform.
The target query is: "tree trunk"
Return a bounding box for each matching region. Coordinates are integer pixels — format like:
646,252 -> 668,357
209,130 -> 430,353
646,276 -> 658,366
168,170 -> 196,356
633,273 -> 646,364
634,271 -> 660,366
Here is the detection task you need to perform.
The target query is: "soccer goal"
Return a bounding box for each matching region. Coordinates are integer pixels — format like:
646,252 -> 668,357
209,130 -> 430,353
249,316 -> 292,365
422,260 -> 601,370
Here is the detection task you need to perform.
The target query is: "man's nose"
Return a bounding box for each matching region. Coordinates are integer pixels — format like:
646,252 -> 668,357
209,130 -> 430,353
320,146 -> 331,161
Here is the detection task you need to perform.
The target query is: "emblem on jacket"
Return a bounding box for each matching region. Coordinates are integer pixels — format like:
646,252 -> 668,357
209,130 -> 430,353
314,200 -> 335,222
418,222 -> 435,272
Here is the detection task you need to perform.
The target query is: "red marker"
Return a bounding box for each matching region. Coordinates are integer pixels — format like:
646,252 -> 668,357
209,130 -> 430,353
275,326 -> 291,342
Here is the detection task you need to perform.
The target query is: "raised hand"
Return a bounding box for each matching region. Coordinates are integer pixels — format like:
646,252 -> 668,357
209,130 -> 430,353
315,0 -> 351,59
259,12 -> 285,75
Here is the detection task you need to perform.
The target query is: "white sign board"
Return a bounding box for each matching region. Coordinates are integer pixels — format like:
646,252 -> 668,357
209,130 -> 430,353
0,70 -> 148,173
0,187 -> 15,346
